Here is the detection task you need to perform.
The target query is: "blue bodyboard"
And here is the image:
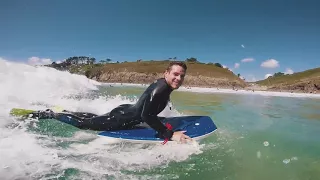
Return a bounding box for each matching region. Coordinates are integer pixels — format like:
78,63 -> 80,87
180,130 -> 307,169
98,116 -> 217,141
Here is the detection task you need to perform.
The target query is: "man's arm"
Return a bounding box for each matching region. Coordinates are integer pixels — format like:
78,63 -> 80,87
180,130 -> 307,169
140,94 -> 173,139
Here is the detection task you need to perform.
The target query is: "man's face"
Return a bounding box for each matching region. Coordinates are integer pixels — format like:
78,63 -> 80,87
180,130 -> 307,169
164,65 -> 186,89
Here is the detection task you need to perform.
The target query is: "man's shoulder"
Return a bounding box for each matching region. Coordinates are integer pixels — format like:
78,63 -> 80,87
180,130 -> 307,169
153,78 -> 168,88
147,78 -> 165,86
154,78 -> 165,84
146,78 -> 168,93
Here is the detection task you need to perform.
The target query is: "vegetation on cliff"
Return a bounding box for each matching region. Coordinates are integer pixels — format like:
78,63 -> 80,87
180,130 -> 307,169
47,56 -> 319,93
48,56 -> 246,88
256,67 -> 320,93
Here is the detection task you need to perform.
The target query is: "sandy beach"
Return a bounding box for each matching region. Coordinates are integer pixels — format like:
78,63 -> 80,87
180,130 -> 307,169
103,82 -> 320,99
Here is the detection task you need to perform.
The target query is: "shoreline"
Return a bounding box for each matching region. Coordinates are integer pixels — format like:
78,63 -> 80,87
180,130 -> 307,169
102,82 -> 320,99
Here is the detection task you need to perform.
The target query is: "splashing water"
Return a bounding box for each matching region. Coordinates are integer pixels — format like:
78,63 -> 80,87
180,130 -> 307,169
0,59 -> 203,179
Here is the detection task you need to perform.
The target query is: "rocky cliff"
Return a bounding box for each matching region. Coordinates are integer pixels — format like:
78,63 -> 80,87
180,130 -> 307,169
87,71 -> 247,89
266,78 -> 320,94
256,67 -> 320,94
47,61 -> 320,93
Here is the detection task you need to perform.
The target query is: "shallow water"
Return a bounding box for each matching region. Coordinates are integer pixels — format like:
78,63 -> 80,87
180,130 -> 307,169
1,59 -> 320,180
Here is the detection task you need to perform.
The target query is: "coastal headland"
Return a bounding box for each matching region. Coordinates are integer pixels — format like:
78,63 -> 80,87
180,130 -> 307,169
46,56 -> 320,94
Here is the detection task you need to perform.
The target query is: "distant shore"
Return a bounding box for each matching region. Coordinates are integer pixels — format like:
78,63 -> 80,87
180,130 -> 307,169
102,82 -> 320,99
45,61 -> 319,95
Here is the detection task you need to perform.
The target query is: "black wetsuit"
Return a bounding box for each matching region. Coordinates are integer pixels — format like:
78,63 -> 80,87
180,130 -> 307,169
33,78 -> 174,139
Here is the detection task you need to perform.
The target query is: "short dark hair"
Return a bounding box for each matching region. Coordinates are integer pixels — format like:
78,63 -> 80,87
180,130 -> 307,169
166,61 -> 187,72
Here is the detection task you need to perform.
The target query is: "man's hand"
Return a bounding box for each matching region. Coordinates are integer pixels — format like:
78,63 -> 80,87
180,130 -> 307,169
171,131 -> 192,143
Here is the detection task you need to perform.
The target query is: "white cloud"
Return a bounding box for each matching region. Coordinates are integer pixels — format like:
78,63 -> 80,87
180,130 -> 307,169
56,60 -> 62,64
27,57 -> 40,64
41,58 -> 52,64
234,63 -> 240,69
241,58 -> 254,63
264,74 -> 272,79
27,57 -> 52,65
261,59 -> 279,68
284,68 -> 294,74
241,44 -> 245,48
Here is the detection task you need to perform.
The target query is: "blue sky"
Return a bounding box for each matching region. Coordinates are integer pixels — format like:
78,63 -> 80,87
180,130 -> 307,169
1,0 -> 319,81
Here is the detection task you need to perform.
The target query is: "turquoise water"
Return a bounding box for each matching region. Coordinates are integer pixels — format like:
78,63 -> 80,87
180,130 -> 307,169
97,86 -> 320,180
2,59 -> 319,180
2,83 -> 320,180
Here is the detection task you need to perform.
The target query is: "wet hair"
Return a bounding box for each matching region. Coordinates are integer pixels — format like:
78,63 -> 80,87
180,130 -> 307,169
166,61 -> 187,72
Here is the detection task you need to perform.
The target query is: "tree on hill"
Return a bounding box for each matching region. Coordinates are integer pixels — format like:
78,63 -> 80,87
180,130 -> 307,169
168,57 -> 177,60
214,63 -> 223,68
64,56 -> 96,65
89,57 -> 96,64
185,57 -> 198,63
273,72 -> 285,77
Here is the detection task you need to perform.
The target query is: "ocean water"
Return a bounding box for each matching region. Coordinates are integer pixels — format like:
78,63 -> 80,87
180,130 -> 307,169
1,59 -> 320,180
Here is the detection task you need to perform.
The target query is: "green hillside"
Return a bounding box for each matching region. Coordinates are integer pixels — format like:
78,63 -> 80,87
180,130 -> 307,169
48,58 -> 246,88
256,67 -> 320,86
85,60 -> 241,81
47,57 -> 319,93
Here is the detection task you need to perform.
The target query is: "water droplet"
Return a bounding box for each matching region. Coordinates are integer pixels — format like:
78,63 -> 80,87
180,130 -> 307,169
291,157 -> 298,161
257,151 -> 261,158
283,159 -> 290,164
263,141 -> 269,146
